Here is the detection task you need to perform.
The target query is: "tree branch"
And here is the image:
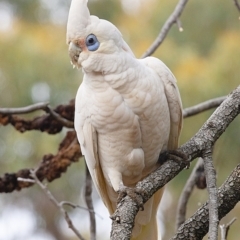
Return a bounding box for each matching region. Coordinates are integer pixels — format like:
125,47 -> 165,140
0,90 -> 236,195
110,85 -> 240,239
202,149 -> 218,240
183,96 -> 226,118
84,164 -> 96,240
141,0 -> 189,58
30,169 -> 85,240
171,164 -> 240,239
175,158 -> 204,229
0,94 -> 227,134
0,102 -> 49,114
220,217 -> 237,240
0,100 -> 74,133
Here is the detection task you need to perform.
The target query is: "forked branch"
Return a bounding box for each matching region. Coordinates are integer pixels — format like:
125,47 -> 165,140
141,0 -> 189,58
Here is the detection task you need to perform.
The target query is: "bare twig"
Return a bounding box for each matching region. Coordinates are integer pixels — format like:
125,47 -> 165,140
30,169 -> 85,240
176,18 -> 183,32
220,217 -> 237,240
17,177 -> 35,183
46,106 -> 74,128
84,164 -> 96,240
141,0 -> 189,58
0,102 -> 49,114
61,201 -> 93,212
203,149 -> 219,240
183,96 -> 226,118
175,158 -> 204,229
61,201 -> 103,219
233,0 -> 240,12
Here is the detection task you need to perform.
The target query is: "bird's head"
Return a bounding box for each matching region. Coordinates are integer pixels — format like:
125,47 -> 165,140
66,0 -> 134,73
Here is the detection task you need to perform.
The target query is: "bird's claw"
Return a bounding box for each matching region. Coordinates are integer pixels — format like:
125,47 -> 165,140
158,149 -> 190,169
117,185 -> 146,211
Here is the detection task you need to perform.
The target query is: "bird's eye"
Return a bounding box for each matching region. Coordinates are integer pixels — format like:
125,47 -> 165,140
86,34 -> 100,51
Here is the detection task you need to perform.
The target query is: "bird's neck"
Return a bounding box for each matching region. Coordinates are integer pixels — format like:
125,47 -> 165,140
83,52 -> 142,93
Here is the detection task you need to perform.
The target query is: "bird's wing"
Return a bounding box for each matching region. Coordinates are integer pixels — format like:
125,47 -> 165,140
142,57 -> 183,149
82,121 -> 114,213
75,86 -> 114,213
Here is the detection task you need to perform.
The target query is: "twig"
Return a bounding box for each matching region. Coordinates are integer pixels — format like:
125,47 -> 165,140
0,102 -> 49,114
17,177 -> 35,183
46,105 -> 74,128
61,201 -> 103,219
141,0 -> 189,58
175,158 -> 204,229
233,0 -> 240,12
220,217 -> 237,240
183,96 -> 226,118
203,149 -> 219,240
61,201 -> 90,210
176,18 -> 183,32
30,169 -> 85,240
84,163 -> 96,240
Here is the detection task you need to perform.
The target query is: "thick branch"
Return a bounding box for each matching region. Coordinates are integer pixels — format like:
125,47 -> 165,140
0,131 -> 82,193
171,164 -> 240,240
111,86 -> 240,239
141,0 -> 189,58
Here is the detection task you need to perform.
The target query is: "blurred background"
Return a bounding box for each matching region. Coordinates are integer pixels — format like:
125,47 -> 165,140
0,0 -> 240,239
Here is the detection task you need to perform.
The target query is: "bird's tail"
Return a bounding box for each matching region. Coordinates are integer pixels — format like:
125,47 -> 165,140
131,188 -> 164,240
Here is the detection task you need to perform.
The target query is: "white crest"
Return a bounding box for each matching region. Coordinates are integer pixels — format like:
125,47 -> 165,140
66,0 -> 90,43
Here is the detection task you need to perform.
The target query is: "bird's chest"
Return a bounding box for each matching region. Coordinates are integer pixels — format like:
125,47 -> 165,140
78,81 -> 149,133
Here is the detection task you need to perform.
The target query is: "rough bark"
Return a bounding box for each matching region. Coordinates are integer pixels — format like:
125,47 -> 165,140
171,164 -> 240,240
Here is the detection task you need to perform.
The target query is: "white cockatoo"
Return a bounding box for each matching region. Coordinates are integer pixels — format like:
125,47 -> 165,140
67,0 -> 182,239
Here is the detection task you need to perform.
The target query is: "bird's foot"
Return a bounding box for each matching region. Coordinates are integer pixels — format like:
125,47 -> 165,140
158,149 -> 190,169
117,184 -> 146,211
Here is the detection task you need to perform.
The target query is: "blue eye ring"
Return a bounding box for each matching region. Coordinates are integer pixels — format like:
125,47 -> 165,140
86,34 -> 100,51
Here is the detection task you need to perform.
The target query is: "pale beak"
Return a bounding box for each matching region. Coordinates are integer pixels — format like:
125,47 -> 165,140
68,42 -> 82,68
